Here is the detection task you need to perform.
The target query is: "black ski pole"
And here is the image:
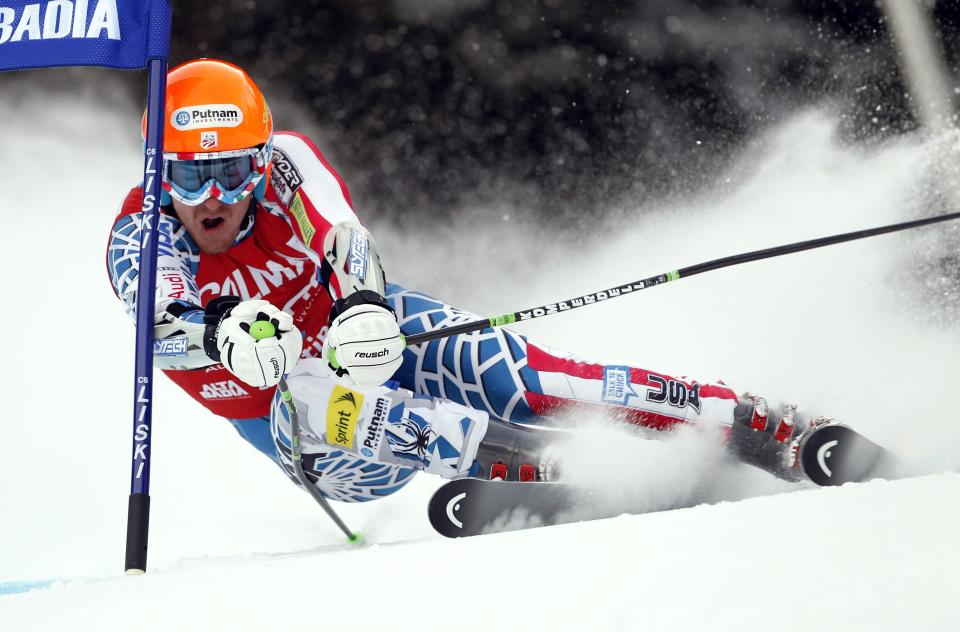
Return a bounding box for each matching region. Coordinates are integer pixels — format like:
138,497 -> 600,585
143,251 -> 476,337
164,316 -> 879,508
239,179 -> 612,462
246,322 -> 359,542
279,376 -> 360,543
405,211 -> 960,347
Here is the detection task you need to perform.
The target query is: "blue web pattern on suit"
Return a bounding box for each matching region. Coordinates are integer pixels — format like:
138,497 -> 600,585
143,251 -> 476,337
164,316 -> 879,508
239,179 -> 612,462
262,284 -> 549,503
385,283 -> 542,423
269,387 -> 418,503
107,213 -> 201,311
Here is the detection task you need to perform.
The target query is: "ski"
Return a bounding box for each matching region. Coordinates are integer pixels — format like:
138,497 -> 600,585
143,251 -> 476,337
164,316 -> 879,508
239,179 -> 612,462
427,478 -> 572,538
799,423 -> 895,486
427,478 -> 616,538
429,424 -> 896,538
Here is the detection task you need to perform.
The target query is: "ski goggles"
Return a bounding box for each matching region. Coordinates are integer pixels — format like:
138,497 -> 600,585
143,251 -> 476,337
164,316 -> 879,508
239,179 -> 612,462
161,141 -> 272,206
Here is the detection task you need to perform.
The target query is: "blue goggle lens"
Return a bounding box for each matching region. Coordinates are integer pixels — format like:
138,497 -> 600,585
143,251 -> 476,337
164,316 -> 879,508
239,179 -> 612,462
167,155 -> 255,194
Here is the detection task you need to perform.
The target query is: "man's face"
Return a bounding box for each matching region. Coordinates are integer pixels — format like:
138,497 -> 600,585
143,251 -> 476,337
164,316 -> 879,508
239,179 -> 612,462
171,196 -> 253,254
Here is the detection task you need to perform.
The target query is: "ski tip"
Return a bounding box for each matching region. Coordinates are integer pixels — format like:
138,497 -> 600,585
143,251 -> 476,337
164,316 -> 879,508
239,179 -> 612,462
801,424 -> 892,486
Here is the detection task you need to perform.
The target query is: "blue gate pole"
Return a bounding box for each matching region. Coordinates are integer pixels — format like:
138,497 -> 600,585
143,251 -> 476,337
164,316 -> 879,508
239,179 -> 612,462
125,57 -> 168,575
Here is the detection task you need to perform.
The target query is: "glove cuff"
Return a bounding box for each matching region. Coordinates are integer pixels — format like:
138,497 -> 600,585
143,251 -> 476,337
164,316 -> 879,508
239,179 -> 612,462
329,289 -> 395,323
201,295 -> 242,362
163,299 -> 203,320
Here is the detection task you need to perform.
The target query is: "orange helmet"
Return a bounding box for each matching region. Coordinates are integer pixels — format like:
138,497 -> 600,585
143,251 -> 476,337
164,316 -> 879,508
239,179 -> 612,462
144,59 -> 274,206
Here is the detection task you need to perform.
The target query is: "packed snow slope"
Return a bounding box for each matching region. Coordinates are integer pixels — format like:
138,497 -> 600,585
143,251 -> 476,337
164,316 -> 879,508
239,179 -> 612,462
3,474 -> 959,631
1,84 -> 959,630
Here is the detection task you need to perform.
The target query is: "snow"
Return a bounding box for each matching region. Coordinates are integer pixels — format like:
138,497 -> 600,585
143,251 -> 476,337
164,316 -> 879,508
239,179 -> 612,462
1,87 -> 959,631
2,474 -> 959,630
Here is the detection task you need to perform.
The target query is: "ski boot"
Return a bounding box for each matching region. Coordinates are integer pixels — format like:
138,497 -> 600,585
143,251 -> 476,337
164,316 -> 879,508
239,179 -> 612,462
470,420 -> 560,482
729,393 -> 837,482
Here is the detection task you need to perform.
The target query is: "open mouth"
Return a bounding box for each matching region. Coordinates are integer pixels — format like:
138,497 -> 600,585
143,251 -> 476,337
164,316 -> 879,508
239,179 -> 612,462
201,217 -> 224,231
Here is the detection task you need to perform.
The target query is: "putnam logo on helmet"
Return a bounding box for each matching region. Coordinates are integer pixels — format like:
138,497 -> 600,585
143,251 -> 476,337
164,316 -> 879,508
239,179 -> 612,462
0,0 -> 121,46
171,104 -> 244,131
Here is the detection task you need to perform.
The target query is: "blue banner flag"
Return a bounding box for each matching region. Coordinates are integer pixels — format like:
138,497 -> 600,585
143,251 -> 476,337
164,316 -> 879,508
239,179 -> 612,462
0,0 -> 171,71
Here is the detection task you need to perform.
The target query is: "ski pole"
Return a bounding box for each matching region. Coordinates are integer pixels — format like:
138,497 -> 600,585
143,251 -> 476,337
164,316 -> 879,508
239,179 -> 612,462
404,210 -> 960,347
246,321 -> 359,542
279,376 -> 360,543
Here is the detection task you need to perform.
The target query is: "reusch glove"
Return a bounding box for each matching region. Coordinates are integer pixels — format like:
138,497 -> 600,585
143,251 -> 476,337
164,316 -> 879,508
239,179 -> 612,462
322,290 -> 404,387
203,297 -> 303,388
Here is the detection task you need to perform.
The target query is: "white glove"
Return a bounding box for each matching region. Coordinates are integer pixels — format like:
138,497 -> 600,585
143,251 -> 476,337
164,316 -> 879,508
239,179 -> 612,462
323,301 -> 404,388
213,299 -> 303,388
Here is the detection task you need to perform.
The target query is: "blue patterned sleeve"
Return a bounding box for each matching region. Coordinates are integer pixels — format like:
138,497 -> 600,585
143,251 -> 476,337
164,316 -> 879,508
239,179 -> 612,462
107,212 -> 201,320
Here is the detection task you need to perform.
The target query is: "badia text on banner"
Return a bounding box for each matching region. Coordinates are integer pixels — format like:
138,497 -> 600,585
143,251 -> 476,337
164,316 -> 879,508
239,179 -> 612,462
0,0 -> 171,71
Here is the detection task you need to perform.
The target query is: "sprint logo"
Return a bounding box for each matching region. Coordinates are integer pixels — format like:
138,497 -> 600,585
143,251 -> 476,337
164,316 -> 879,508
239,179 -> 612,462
325,385 -> 365,448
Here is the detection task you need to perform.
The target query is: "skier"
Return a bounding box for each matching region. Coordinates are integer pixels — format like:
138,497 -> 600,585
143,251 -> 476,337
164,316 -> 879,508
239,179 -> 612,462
107,59 -> 841,504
